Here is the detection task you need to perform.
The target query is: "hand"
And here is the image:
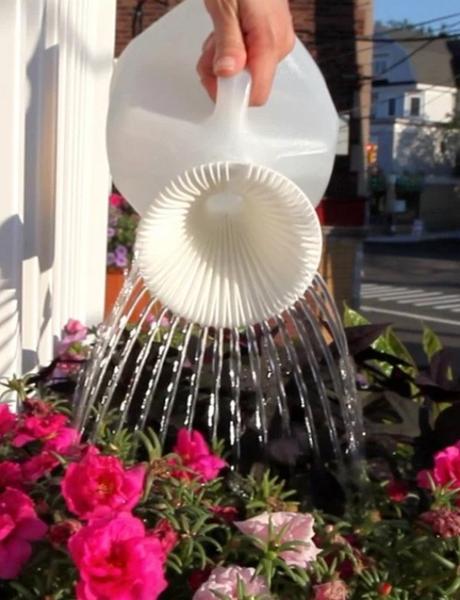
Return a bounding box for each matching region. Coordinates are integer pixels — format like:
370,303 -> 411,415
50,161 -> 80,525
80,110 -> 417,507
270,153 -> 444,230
198,0 -> 295,106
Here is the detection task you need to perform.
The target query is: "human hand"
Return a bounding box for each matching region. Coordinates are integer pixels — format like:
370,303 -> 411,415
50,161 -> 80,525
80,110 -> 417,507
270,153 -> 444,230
198,0 -> 295,106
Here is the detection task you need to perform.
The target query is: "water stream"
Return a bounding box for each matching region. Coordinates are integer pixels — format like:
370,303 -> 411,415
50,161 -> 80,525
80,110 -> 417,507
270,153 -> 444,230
74,265 -> 363,476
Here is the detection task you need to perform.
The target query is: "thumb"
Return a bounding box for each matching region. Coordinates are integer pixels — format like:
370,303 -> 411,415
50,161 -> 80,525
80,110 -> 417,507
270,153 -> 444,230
205,0 -> 247,76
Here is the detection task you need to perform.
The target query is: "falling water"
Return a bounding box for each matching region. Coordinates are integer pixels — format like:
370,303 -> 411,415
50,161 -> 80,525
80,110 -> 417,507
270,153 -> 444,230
74,264 -> 363,477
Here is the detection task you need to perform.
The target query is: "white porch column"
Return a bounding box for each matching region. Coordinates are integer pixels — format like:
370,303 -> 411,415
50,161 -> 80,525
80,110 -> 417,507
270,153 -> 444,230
0,0 -> 116,377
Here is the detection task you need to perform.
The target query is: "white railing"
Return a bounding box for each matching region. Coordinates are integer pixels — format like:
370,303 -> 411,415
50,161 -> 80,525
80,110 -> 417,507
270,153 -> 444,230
0,0 -> 116,378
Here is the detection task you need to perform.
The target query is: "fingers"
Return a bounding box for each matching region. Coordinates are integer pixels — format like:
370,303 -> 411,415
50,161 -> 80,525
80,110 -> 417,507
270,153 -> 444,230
244,6 -> 295,105
245,28 -> 279,106
197,34 -> 218,101
199,0 -> 296,105
204,0 -> 247,77
198,0 -> 247,102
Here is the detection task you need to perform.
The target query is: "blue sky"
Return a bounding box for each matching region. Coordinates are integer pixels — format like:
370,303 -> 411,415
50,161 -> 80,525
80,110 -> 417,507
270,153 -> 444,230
376,0 -> 460,25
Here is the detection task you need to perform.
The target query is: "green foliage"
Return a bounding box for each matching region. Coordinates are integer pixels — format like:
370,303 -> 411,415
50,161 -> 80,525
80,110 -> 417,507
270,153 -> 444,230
423,325 -> 444,362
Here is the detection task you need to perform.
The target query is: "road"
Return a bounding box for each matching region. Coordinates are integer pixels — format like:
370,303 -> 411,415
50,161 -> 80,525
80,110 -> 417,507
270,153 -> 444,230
360,240 -> 460,367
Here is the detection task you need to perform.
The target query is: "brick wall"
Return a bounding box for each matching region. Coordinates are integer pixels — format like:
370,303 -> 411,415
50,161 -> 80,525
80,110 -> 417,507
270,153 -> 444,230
115,0 -> 373,200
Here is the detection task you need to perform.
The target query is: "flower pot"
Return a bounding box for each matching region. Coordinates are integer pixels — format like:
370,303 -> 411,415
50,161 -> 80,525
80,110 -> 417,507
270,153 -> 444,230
105,268 -> 162,322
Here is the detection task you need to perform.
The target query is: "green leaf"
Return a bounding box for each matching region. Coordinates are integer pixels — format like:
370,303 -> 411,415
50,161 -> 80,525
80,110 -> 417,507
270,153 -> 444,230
343,303 -> 370,327
382,327 -> 415,368
422,324 -> 443,361
8,582 -> 36,599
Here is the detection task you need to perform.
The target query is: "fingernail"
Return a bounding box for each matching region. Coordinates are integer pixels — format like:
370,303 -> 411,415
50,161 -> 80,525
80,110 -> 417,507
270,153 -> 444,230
214,57 -> 236,73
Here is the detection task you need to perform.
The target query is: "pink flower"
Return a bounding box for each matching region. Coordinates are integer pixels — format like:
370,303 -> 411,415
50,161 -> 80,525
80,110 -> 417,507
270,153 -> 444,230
313,580 -> 349,600
22,398 -> 51,416
0,488 -> 47,579
235,512 -> 320,568
0,404 -> 16,437
0,462 -> 23,490
172,429 -> 227,482
152,519 -> 178,555
420,508 -> 460,538
62,446 -> 146,520
13,412 -> 68,447
21,427 -> 80,484
21,451 -> 60,483
109,193 -> 124,208
386,479 -> 409,503
417,442 -> 460,494
43,426 -> 80,454
210,505 -> 239,523
49,520 -> 82,548
193,566 -> 270,600
64,318 -> 88,340
57,319 -> 88,355
69,513 -> 167,600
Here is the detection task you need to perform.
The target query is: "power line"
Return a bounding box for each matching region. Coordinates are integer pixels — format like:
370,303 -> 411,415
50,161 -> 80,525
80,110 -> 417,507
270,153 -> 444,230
314,24 -> 460,69
374,37 -> 436,80
376,11 -> 460,33
297,11 -> 460,44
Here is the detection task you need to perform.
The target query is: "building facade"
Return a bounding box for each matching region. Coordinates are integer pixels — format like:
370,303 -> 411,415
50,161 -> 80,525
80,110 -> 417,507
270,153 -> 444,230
370,30 -> 460,230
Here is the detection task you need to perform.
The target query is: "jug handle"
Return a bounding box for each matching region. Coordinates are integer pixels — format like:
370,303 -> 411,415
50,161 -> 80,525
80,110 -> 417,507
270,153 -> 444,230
212,71 -> 251,130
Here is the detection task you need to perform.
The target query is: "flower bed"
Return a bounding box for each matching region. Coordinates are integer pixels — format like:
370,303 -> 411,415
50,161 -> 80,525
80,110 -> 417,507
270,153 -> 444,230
0,313 -> 460,599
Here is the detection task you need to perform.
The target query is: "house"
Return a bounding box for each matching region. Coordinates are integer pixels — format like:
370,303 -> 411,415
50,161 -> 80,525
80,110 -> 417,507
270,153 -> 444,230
370,29 -> 460,230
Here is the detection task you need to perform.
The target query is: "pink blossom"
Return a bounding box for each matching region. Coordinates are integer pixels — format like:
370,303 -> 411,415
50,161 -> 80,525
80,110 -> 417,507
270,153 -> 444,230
21,451 -> 60,483
13,412 -> 68,447
172,428 -> 227,482
62,446 -> 146,520
386,479 -> 409,503
0,462 -> 23,490
420,508 -> 460,538
49,519 -> 82,548
210,505 -> 239,523
109,193 -> 124,208
0,404 -> 16,437
22,398 -> 51,416
417,442 -> 460,493
57,319 -> 88,355
235,512 -> 320,568
313,580 -> 349,600
21,426 -> 81,483
193,566 -> 270,600
0,488 -> 47,579
152,519 -> 178,555
69,513 -> 167,600
43,426 -> 80,454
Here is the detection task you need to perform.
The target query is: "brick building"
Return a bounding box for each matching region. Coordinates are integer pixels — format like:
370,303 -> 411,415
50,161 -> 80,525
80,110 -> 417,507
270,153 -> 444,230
115,0 -> 373,206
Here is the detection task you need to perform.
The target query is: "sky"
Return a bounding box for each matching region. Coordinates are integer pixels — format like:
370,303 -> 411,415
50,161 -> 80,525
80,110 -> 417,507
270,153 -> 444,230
375,0 -> 460,25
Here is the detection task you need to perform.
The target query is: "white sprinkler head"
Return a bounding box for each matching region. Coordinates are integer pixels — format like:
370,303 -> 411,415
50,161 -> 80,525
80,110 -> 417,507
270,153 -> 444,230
136,162 -> 322,329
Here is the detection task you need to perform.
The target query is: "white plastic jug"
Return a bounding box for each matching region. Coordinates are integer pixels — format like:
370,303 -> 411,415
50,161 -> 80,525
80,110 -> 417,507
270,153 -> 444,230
107,0 -> 339,329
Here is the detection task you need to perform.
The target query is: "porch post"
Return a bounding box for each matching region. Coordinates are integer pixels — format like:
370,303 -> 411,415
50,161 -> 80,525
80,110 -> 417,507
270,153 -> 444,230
0,0 -> 116,378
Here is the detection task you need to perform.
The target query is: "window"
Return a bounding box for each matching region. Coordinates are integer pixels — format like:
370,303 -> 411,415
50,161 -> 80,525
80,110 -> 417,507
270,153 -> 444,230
388,98 -> 396,117
410,96 -> 421,117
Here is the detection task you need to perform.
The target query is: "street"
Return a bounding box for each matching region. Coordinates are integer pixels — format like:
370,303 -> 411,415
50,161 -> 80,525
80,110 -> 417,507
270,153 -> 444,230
360,239 -> 460,367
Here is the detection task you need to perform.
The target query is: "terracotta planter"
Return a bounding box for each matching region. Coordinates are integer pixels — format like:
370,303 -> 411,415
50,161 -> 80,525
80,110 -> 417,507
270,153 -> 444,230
105,268 -> 162,322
